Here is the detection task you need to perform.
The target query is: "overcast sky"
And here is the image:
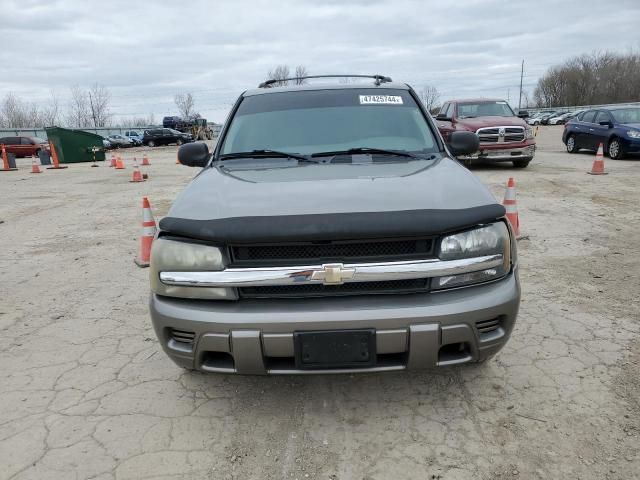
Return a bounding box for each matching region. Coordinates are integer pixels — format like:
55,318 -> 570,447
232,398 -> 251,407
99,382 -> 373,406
2,0 -> 639,123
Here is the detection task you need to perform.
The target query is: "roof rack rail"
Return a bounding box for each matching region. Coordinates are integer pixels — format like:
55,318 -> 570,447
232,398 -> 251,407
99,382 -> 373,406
258,74 -> 393,88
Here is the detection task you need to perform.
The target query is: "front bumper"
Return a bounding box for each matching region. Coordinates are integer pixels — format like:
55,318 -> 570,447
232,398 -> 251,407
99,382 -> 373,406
459,144 -> 536,163
150,270 -> 521,374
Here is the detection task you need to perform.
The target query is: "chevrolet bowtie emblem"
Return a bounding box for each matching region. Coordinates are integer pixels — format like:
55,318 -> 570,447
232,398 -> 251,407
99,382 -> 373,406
310,263 -> 356,285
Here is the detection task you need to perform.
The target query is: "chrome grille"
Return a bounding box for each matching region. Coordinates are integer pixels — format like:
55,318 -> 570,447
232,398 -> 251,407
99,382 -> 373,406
477,126 -> 525,144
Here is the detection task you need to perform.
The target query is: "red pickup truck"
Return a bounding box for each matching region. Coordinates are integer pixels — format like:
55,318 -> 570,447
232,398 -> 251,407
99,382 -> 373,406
436,99 -> 535,168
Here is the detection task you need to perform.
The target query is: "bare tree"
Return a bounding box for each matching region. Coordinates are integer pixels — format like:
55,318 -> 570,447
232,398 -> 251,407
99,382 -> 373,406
267,65 -> 290,86
175,93 -> 195,119
39,89 -> 60,126
534,50 -> 640,107
294,65 -> 309,85
66,85 -> 91,128
88,83 -> 111,127
419,85 -> 441,112
121,114 -> 156,128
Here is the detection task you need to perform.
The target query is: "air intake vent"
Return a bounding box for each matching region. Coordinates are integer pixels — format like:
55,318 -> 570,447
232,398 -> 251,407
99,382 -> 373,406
170,329 -> 196,345
475,318 -> 501,335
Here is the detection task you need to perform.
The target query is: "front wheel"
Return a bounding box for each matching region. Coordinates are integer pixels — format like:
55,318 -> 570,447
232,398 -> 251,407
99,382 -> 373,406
513,159 -> 531,168
566,135 -> 578,153
176,139 -> 184,146
147,140 -> 156,147
608,138 -> 624,160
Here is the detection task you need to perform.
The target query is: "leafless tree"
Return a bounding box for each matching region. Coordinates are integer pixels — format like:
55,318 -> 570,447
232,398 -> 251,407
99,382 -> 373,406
534,50 -> 640,107
175,93 -> 196,119
66,85 -> 92,128
39,90 -> 60,126
88,83 -> 112,127
294,65 -> 309,85
419,85 -> 441,112
267,65 -> 290,86
121,114 -> 156,128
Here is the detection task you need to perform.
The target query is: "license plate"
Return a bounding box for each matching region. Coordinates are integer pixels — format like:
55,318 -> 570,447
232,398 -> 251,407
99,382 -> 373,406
294,330 -> 376,369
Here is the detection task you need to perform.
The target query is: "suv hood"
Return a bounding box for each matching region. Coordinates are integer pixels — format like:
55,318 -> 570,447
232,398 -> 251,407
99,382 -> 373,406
160,157 -> 505,243
456,116 -> 528,131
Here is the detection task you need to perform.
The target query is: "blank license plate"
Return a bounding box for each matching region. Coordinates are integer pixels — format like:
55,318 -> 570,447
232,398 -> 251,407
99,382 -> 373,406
294,330 -> 376,369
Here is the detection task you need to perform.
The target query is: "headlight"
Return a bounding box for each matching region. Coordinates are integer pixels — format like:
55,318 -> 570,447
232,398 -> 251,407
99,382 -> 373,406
525,127 -> 534,139
434,222 -> 511,289
627,130 -> 640,139
150,238 -> 236,299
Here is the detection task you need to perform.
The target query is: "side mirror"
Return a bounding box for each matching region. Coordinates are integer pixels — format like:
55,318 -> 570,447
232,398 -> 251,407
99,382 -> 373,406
177,142 -> 209,167
448,131 -> 480,157
517,110 -> 529,118
436,113 -> 452,121
599,120 -> 613,128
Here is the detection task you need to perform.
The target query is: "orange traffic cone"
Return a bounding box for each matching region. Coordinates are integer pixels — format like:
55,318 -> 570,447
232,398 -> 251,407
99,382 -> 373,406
141,154 -> 150,166
110,153 -> 117,167
588,143 -> 608,175
46,141 -> 68,170
134,197 -> 156,267
115,156 -> 125,169
31,158 -> 42,174
1,144 -> 18,171
503,177 -> 520,237
130,159 -> 144,182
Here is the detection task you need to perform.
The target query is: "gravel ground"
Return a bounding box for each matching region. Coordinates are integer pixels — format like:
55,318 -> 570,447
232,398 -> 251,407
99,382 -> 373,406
0,126 -> 638,480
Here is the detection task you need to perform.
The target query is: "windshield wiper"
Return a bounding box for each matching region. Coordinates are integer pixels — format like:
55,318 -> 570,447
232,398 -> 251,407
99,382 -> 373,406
219,149 -> 312,162
310,147 -> 421,160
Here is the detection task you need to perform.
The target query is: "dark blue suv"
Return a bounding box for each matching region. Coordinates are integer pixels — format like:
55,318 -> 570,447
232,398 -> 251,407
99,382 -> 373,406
562,107 -> 640,159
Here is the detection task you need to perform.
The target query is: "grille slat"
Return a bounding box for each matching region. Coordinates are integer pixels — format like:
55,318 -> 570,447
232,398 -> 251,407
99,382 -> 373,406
170,329 -> 196,344
475,318 -> 500,334
239,278 -> 429,298
476,126 -> 525,144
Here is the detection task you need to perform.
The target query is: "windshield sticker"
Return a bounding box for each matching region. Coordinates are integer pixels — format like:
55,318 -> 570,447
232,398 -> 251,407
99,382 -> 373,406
359,95 -> 403,105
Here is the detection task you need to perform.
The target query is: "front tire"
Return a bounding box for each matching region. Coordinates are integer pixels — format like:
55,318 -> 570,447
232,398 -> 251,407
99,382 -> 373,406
513,159 -> 531,168
147,140 -> 156,147
176,139 -> 184,146
608,138 -> 624,160
566,135 -> 578,153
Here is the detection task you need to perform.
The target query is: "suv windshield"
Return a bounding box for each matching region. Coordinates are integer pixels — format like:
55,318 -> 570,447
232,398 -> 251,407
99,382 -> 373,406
610,108 -> 640,123
458,101 -> 515,118
220,89 -> 438,156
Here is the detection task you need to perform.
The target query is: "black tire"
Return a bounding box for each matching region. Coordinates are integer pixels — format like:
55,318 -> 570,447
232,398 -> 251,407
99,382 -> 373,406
566,134 -> 579,153
608,138 -> 624,160
147,140 -> 156,147
176,139 -> 184,146
513,159 -> 531,168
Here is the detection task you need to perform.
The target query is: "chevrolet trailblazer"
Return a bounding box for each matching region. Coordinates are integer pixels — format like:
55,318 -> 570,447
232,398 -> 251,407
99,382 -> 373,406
148,75 -> 521,374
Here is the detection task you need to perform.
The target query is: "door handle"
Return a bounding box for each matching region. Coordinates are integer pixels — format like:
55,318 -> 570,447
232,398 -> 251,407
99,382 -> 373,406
589,128 -> 594,131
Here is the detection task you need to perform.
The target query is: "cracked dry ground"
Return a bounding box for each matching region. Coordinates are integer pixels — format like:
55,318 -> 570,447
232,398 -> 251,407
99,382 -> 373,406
1,127 -> 638,480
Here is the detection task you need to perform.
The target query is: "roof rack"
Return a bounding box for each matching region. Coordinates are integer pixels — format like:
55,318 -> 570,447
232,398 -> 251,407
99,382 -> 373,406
258,74 -> 393,88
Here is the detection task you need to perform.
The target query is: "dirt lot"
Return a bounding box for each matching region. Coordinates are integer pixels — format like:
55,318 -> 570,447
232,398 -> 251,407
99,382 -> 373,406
1,126 -> 638,480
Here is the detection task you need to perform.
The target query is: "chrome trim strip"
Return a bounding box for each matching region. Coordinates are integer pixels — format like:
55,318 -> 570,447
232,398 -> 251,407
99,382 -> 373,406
159,254 -> 504,287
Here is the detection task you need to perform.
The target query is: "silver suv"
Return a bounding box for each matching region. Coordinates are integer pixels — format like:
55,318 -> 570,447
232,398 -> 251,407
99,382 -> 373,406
149,75 -> 521,374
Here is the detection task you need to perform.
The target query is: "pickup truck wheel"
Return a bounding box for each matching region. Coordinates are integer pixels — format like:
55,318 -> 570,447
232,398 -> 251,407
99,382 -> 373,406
513,159 -> 531,168
147,140 -> 156,147
608,138 -> 624,159
566,135 -> 578,153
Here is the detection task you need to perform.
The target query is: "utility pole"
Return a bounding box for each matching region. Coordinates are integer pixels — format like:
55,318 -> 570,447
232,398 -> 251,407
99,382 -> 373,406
518,59 -> 524,111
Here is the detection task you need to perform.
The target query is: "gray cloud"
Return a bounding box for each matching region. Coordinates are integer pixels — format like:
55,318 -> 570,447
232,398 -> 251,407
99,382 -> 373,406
2,0 -> 639,122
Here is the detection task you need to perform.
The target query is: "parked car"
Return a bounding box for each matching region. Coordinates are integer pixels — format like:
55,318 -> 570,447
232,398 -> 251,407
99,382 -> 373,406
563,106 -> 640,159
143,128 -> 193,147
162,116 -> 186,130
0,136 -> 48,157
124,130 -> 143,146
148,75 -> 520,374
102,138 -> 112,150
548,112 -> 573,125
107,134 -> 133,148
527,112 -> 555,125
540,112 -> 561,125
435,98 -> 535,168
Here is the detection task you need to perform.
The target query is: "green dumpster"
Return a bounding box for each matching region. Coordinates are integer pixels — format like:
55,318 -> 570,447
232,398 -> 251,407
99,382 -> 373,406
45,127 -> 106,164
